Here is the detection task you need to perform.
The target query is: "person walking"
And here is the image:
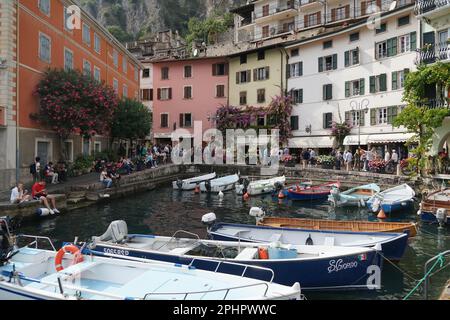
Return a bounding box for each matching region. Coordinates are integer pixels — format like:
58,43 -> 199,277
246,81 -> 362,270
301,149 -> 310,169
344,150 -> 353,172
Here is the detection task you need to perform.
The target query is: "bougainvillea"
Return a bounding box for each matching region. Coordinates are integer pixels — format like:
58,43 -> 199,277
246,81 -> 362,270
33,69 -> 119,160
330,121 -> 353,147
215,95 -> 293,144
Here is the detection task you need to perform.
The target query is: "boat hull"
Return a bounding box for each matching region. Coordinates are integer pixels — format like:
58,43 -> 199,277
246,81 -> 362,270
367,200 -> 414,214
209,223 -> 408,261
89,244 -> 382,290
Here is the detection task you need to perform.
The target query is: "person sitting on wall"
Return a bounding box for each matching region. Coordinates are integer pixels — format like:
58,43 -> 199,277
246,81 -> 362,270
56,161 -> 68,182
31,180 -> 60,214
107,165 -> 121,186
10,182 -> 32,204
44,162 -> 59,184
100,167 -> 112,189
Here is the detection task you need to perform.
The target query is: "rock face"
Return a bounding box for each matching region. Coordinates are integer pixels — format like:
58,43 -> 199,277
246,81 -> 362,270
79,0 -> 245,41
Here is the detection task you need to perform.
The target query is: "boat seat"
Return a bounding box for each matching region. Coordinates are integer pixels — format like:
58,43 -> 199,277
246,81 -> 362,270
268,234 -> 283,243
170,247 -> 192,255
324,237 -> 335,246
234,248 -> 259,260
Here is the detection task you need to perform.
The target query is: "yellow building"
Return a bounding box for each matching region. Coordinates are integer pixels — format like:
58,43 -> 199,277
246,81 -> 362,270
228,46 -> 288,118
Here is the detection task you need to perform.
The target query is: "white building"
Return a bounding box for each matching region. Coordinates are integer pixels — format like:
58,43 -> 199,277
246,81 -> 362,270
286,2 -> 418,159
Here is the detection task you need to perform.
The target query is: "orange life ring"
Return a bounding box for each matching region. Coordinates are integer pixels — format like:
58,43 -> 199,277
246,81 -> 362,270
55,245 -> 84,272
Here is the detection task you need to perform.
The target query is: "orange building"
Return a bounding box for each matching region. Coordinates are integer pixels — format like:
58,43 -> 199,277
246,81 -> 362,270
0,0 -> 141,189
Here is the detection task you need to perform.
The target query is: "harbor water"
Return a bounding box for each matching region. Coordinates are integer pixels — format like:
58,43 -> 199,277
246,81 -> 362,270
18,186 -> 450,300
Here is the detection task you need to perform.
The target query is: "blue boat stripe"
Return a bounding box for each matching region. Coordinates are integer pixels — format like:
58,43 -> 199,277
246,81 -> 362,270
0,286 -> 45,300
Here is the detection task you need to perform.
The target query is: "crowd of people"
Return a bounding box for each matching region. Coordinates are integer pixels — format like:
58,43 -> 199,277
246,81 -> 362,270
30,157 -> 67,185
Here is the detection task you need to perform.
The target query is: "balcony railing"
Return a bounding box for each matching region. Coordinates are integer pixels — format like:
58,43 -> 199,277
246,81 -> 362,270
414,0 -> 450,15
415,43 -> 450,64
421,98 -> 450,109
254,1 -> 299,20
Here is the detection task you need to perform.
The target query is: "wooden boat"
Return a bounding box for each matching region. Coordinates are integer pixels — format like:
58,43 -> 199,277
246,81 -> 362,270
256,217 -> 418,237
172,172 -> 216,190
85,221 -> 382,290
0,219 -> 302,300
199,174 -> 239,193
287,182 -> 341,201
235,176 -> 286,196
367,184 -> 416,214
328,184 -> 381,207
419,188 -> 450,225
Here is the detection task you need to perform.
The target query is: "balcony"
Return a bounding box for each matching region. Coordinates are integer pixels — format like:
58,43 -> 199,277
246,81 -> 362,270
421,98 -> 450,109
251,23 -> 297,41
254,1 -> 299,23
415,43 -> 450,64
415,0 -> 450,18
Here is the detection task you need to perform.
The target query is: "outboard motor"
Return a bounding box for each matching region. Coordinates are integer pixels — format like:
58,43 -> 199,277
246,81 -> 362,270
92,220 -> 128,244
0,217 -> 15,266
274,182 -> 284,192
205,180 -> 212,193
201,213 -> 217,231
242,178 -> 250,195
249,207 -> 266,223
371,197 -> 382,213
329,186 -> 340,206
176,179 -> 183,190
436,208 -> 448,228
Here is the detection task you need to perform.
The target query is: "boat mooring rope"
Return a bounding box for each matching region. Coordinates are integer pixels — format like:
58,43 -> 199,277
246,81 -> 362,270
377,251 -> 419,282
403,253 -> 446,300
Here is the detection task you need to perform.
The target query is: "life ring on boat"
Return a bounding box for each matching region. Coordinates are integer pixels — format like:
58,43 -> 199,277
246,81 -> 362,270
55,245 -> 84,272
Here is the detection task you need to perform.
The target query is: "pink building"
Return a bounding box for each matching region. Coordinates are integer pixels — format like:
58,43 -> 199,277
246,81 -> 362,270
153,57 -> 229,145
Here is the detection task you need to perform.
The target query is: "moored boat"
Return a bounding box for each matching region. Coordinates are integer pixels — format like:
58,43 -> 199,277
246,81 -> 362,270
367,184 -> 416,214
328,184 -> 381,207
256,216 -> 418,237
236,176 -> 286,196
172,172 -> 216,190
287,182 -> 341,201
0,218 -> 302,300
204,214 -> 408,261
199,174 -> 240,193
84,221 -> 382,290
418,188 -> 450,226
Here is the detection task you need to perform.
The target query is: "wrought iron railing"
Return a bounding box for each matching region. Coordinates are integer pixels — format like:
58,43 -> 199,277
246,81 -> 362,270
415,43 -> 450,64
254,1 -> 300,20
414,0 -> 450,15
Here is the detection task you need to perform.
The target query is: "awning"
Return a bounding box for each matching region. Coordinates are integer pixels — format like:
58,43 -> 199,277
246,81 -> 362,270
289,136 -> 334,149
368,133 -> 415,144
343,135 -> 370,146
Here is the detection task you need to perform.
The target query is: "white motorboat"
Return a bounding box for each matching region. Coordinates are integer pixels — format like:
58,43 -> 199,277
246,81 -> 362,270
0,218 -> 301,300
199,174 -> 239,193
236,176 -> 286,196
172,172 -> 216,190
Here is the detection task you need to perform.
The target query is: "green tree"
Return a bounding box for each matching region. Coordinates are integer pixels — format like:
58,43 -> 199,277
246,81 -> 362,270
111,98 -> 152,145
185,13 -> 233,51
394,62 -> 450,176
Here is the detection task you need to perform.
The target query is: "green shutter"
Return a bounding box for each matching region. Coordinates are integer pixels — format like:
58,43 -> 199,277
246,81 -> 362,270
344,51 -> 350,67
355,48 -> 360,64
380,73 -> 387,91
253,69 -> 258,81
345,81 -> 350,98
318,57 -> 324,72
323,113 -> 327,129
392,71 -> 398,90
236,72 -> 240,84
328,85 -> 332,100
299,62 -> 303,76
265,66 -> 270,79
323,85 -> 327,100
387,106 -> 398,124
300,89 -> 303,103
345,111 -> 350,123
359,78 -> 365,95
286,64 -> 291,78
359,110 -> 365,126
332,54 -> 338,70
370,76 -> 376,93
370,109 -> 376,126
410,32 -> 417,51
387,37 -> 398,57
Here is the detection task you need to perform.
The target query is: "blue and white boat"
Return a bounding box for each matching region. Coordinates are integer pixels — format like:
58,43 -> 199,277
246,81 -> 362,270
204,214 -> 408,261
84,221 -> 382,290
328,184 -> 381,207
0,222 -> 301,300
367,184 -> 416,214
418,188 -> 450,226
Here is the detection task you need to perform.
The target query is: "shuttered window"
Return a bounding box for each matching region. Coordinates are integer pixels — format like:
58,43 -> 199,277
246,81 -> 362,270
291,116 -> 299,130
39,33 -> 51,63
236,70 -> 252,84
323,113 -> 333,129
158,88 -> 172,100
160,114 -> 169,128
291,89 -> 303,104
344,48 -> 359,67
254,67 -> 270,81
288,62 -> 303,78
323,84 -> 332,100
318,54 -> 337,72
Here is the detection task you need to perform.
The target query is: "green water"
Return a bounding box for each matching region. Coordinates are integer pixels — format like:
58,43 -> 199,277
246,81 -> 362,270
17,186 -> 450,300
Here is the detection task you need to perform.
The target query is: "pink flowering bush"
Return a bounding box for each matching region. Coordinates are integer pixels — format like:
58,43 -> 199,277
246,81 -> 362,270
33,69 -> 119,140
330,121 -> 353,147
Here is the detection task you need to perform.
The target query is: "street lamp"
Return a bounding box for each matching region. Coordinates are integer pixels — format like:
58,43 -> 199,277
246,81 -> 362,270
350,98 -> 370,171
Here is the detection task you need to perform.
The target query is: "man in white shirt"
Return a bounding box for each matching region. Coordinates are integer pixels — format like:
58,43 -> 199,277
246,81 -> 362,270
391,150 -> 399,163
384,149 -> 391,162
10,183 -> 31,204
345,150 -> 353,171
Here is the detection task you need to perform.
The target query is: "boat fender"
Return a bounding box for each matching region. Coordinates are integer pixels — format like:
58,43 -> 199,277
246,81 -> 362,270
305,234 -> 314,246
194,184 -> 200,194
417,203 -> 423,216
258,247 -> 269,260
218,191 -> 224,199
243,193 -> 250,200
205,180 -> 212,192
249,207 -> 265,218
374,243 -> 383,252
436,208 -> 448,227
35,208 -> 53,217
55,245 -> 84,272
372,198 -> 381,213
278,190 -> 286,199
